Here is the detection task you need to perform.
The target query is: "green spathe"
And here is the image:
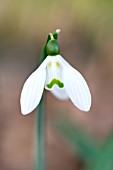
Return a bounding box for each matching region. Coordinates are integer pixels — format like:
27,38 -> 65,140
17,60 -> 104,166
46,78 -> 64,89
46,39 -> 60,56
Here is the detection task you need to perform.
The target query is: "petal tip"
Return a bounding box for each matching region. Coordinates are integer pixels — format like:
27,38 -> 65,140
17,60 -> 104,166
78,104 -> 91,112
83,106 -> 91,112
75,94 -> 91,112
20,100 -> 32,115
21,107 -> 30,115
82,100 -> 91,112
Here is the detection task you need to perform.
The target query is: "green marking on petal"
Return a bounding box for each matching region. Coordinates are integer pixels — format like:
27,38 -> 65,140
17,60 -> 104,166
48,62 -> 52,68
46,79 -> 64,89
56,62 -> 60,68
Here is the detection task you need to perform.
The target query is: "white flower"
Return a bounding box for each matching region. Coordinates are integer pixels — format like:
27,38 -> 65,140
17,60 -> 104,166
20,55 -> 91,115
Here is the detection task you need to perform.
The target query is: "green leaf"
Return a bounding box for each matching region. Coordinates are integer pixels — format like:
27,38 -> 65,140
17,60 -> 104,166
88,134 -> 113,170
53,118 -> 99,161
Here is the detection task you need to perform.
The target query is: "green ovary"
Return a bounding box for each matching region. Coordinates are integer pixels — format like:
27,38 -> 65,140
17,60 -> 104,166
46,79 -> 64,89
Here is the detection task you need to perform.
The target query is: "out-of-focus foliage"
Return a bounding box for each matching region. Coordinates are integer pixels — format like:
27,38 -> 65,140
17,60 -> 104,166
53,117 -> 113,170
89,134 -> 113,170
53,117 -> 99,161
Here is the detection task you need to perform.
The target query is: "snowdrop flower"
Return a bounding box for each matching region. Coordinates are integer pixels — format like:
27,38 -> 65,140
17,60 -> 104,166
20,32 -> 91,115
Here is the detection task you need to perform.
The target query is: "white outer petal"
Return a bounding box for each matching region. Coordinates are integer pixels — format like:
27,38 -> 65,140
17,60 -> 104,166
20,57 -> 49,115
51,86 -> 69,100
58,55 -> 91,111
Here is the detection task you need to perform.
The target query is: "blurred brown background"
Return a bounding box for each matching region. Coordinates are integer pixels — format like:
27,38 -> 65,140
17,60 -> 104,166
0,0 -> 113,170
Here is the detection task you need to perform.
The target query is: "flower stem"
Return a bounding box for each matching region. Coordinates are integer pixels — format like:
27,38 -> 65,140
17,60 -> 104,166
37,98 -> 45,170
36,29 -> 60,170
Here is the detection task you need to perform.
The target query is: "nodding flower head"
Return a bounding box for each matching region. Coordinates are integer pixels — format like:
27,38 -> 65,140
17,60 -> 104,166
20,31 -> 91,115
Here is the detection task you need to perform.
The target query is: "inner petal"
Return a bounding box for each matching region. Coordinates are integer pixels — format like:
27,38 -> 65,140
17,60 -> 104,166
45,57 -> 64,90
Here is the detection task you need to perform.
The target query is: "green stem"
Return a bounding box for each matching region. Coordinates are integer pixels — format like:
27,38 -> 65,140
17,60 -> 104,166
36,29 -> 60,170
37,98 -> 45,170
